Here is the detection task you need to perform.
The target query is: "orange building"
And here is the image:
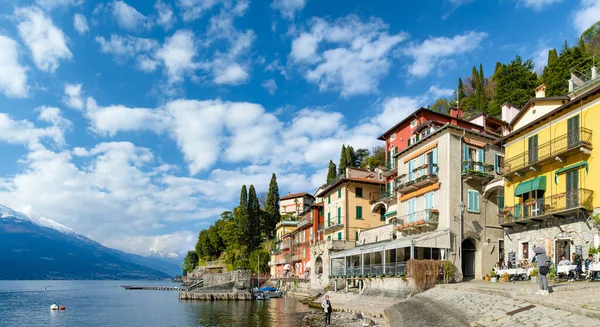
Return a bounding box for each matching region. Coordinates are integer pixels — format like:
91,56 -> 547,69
290,202 -> 324,279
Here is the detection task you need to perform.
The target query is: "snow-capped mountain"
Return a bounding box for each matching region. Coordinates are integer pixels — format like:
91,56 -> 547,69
149,249 -> 180,259
0,204 -> 174,280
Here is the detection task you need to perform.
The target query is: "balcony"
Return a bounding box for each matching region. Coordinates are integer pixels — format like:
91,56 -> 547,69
380,189 -> 396,204
500,128 -> 592,177
382,163 -> 398,178
321,217 -> 345,233
499,189 -> 593,227
396,209 -> 440,233
297,217 -> 313,230
396,164 -> 439,194
461,161 -> 494,181
291,254 -> 302,262
315,239 -> 356,251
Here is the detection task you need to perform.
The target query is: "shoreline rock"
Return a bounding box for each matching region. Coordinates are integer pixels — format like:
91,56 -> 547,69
295,310 -> 388,327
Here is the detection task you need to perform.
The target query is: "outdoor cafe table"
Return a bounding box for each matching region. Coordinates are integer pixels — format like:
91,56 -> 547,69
556,265 -> 577,274
590,263 -> 600,272
496,268 -> 529,277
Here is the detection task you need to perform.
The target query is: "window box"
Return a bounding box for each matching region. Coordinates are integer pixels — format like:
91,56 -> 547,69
524,200 -> 536,206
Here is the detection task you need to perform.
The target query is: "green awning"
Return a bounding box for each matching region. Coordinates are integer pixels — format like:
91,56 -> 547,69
555,161 -> 588,184
514,176 -> 546,196
383,210 -> 397,217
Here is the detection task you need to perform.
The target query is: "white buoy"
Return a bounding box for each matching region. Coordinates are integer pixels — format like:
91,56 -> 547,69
50,304 -> 59,310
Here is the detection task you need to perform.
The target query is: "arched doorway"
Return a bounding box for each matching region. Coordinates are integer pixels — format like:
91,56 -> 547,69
315,256 -> 323,275
461,238 -> 476,280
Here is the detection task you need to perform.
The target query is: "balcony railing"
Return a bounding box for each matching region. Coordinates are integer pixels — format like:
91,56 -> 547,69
499,188 -> 593,227
321,217 -> 345,233
461,161 -> 494,180
315,239 -> 355,251
331,263 -> 407,277
380,189 -> 396,203
382,162 -> 398,178
501,128 -> 592,176
396,164 -> 438,194
369,192 -> 381,203
297,217 -> 313,229
396,209 -> 439,232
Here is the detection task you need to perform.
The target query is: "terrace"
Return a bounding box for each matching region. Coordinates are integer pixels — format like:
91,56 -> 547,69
396,164 -> 439,194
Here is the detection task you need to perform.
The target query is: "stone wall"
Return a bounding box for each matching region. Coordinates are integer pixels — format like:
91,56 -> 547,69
179,292 -> 252,301
187,270 -> 251,293
503,215 -> 597,264
328,277 -> 414,298
357,224 -> 395,245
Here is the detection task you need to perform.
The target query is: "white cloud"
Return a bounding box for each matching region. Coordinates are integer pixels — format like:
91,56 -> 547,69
404,31 -> 487,78
95,34 -> 159,71
62,83 -> 84,110
0,108 -> 70,147
155,30 -> 198,84
532,46 -> 551,71
35,0 -> 83,11
427,85 -> 455,99
155,1 -> 175,30
214,63 -> 249,84
177,0 -> 225,21
272,0 -> 307,20
290,15 -> 408,97
15,6 -> 73,73
73,13 -> 89,35
84,98 -> 169,136
261,79 -> 278,94
518,0 -> 564,11
0,35 -> 29,98
111,0 -> 151,31
573,0 -> 600,34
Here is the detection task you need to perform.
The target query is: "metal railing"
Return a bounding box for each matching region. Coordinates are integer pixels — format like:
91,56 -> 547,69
330,263 -> 407,277
381,189 -> 395,199
297,217 -> 313,229
396,165 -> 438,193
499,188 -> 593,225
369,192 -> 381,202
396,209 -> 439,229
501,128 -> 592,175
461,161 -> 493,178
321,217 -> 345,232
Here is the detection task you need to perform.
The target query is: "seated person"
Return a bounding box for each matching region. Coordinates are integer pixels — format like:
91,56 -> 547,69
558,255 -> 571,266
585,254 -> 596,279
568,253 -> 583,281
493,263 -> 500,272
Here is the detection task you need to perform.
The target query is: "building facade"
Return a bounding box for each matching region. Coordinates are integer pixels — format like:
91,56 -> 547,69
270,220 -> 298,278
279,192 -> 315,218
499,78 -> 600,266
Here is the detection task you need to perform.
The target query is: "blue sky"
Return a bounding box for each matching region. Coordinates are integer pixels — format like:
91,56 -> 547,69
0,0 -> 598,257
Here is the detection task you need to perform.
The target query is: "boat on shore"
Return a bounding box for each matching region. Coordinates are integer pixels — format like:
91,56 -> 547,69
252,286 -> 283,300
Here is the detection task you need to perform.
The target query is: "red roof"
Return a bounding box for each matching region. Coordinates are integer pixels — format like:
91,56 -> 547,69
280,192 -> 314,201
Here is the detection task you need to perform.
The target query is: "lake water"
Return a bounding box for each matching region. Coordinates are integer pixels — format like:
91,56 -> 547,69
0,280 -> 309,327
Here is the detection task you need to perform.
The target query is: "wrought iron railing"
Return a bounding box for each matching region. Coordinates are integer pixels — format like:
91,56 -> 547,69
461,161 -> 493,177
297,217 -> 313,229
396,165 -> 438,191
501,128 -> 592,175
321,217 -> 345,232
396,209 -> 439,228
499,188 -> 593,225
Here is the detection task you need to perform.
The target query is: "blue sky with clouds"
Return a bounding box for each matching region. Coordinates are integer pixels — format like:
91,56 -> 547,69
0,0 -> 598,256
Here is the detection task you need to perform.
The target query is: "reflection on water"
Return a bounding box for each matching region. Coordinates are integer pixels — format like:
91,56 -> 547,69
0,280 -> 308,327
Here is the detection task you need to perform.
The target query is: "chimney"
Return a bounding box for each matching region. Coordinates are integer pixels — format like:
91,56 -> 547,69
449,107 -> 463,119
535,84 -> 546,98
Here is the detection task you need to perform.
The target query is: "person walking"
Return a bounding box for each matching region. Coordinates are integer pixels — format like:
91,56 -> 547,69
532,245 -> 550,295
321,295 -> 333,325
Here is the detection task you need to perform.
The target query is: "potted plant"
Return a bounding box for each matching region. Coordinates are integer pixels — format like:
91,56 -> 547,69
525,199 -> 536,206
530,268 -> 538,283
490,270 -> 498,283
484,274 -> 490,282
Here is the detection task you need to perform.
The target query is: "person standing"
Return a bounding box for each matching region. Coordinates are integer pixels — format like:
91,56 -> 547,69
532,245 -> 550,295
321,295 -> 333,325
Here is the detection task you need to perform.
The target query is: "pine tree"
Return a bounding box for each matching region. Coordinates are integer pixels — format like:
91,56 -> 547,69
338,145 -> 348,176
327,160 -> 337,184
542,44 -> 589,97
264,173 -> 280,238
490,56 -> 538,114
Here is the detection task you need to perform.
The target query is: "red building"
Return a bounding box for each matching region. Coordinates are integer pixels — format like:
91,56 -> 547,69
374,107 -> 488,221
290,202 -> 324,279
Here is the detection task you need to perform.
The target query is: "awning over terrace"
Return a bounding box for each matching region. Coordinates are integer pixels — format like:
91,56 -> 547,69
514,176 -> 546,196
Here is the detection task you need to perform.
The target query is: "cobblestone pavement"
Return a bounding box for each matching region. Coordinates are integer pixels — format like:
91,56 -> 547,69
418,286 -> 600,327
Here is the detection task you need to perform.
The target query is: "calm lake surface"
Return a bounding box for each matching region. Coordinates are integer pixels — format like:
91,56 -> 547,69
0,280 -> 309,327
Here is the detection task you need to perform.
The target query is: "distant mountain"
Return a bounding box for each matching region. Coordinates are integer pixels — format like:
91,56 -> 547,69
0,205 -> 172,280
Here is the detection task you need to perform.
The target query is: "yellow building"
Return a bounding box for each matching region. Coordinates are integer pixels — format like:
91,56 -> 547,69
270,220 -> 298,278
316,173 -> 385,241
499,80 -> 600,265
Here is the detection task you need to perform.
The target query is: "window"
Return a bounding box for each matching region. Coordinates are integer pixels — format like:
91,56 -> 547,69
521,242 -> 529,260
327,212 -> 331,227
356,187 -> 363,198
337,207 -> 341,224
411,119 -> 418,128
494,154 -> 504,174
356,206 -> 363,219
407,198 -> 416,223
328,235 -> 331,240
468,190 -> 480,213
390,133 -> 396,141
497,195 -> 504,213
380,213 -> 385,221
355,231 -> 359,240
408,135 -> 419,146
337,232 -> 342,240
528,135 -> 538,164
424,192 -> 434,209
328,195 -> 331,204
421,128 -> 431,138
337,188 -> 341,199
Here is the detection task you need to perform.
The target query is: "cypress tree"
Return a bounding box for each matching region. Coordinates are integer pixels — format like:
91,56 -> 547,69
478,63 -> 488,113
236,185 -> 250,247
326,160 -> 337,184
338,145 -> 348,176
547,49 -> 558,66
247,185 -> 261,249
346,146 -> 356,167
240,185 -> 248,208
264,173 -> 280,238
490,56 -> 538,112
457,78 -> 465,105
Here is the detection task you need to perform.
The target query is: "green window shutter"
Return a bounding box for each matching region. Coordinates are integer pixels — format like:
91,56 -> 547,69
497,195 -> 504,213
337,207 -> 341,223
328,235 -> 331,240
327,212 -> 330,227
475,191 -> 479,212
494,153 -> 499,173
478,149 -> 484,172
468,190 -> 480,212
467,190 -> 473,211
356,206 -> 362,219
356,187 -> 363,198
355,231 -> 359,240
338,189 -> 341,198
328,195 -> 331,204
337,232 -> 342,240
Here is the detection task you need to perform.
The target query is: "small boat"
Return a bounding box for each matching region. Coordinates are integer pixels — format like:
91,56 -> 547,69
59,306 -> 66,310
258,286 -> 282,298
50,304 -> 59,311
